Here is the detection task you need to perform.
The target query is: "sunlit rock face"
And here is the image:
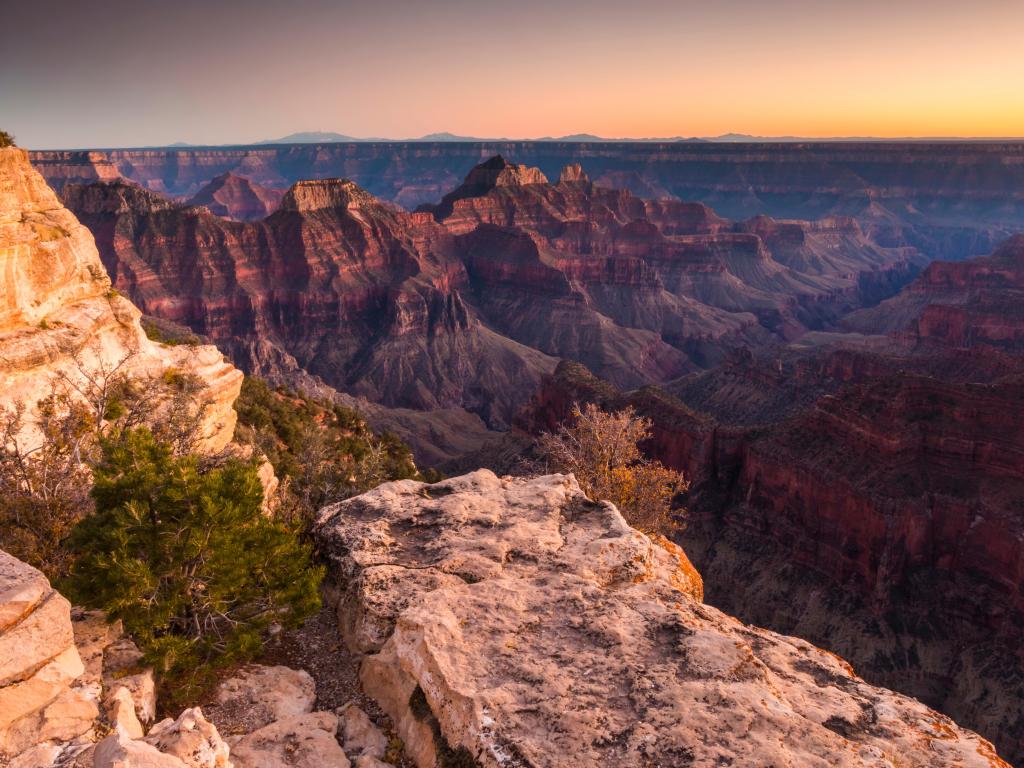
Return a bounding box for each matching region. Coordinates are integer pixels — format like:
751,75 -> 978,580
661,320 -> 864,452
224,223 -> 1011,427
0,146 -> 241,453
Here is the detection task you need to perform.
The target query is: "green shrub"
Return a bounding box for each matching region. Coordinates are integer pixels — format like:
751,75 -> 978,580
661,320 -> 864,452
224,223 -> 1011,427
0,131 -> 15,148
64,427 -> 323,704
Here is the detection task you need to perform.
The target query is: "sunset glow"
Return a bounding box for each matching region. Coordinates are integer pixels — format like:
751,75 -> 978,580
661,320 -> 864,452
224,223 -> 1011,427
2,0 -> 1023,148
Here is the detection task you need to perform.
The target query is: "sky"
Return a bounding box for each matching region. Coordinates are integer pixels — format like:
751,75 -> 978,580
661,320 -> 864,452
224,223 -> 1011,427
2,0 -> 1023,149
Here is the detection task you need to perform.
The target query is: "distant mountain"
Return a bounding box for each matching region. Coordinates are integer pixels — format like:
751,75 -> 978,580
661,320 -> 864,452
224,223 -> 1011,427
413,132 -> 492,142
256,131 -> 365,144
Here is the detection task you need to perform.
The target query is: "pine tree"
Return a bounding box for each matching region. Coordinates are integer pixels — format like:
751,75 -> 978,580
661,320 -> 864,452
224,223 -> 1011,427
65,428 -> 323,702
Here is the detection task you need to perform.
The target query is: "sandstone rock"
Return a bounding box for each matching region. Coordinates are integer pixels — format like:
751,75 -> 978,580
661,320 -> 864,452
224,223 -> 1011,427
7,742 -> 64,767
186,172 -> 282,221
0,147 -> 242,456
315,470 -> 1011,768
0,549 -> 51,632
143,708 -> 230,768
338,705 -> 387,760
212,665 -> 315,735
0,550 -> 95,761
557,162 -> 590,185
71,610 -> 124,688
2,686 -> 98,759
94,728 -> 189,768
229,712 -> 349,768
102,639 -> 156,726
108,686 -> 144,739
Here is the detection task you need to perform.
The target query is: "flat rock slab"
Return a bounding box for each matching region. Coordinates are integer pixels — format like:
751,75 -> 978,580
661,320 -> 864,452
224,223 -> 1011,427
315,469 -> 1011,768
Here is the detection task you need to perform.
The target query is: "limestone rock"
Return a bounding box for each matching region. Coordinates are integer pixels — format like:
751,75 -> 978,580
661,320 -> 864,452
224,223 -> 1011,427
315,470 -> 1011,768
0,146 -> 241,455
212,665 -> 315,735
71,610 -> 123,689
7,742 -> 64,767
94,728 -> 189,768
108,686 -> 144,740
338,704 -> 387,760
143,708 -> 230,768
229,712 -> 349,768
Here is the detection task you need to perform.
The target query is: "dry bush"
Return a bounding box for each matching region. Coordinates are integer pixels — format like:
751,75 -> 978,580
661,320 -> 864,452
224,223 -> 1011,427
539,402 -> 687,534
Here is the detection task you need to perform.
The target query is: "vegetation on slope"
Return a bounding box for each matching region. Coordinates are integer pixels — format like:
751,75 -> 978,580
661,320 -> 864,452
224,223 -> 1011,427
0,363 -> 428,703
0,131 -> 15,148
233,376 -> 432,527
65,427 -> 322,705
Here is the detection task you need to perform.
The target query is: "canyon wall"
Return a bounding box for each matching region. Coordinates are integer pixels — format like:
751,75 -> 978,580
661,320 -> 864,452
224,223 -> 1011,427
517,239 -> 1024,763
57,156 -> 923,446
31,141 -> 1024,261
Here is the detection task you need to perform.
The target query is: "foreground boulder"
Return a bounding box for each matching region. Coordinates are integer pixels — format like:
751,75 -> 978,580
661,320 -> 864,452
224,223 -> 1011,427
0,550 -> 97,761
315,470 -> 1010,768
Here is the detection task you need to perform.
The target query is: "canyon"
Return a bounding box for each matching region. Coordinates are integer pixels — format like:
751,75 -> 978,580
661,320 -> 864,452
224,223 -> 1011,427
0,147 -> 241,454
31,141 -> 1024,261
56,155 -> 926,450
4,140 -> 1023,765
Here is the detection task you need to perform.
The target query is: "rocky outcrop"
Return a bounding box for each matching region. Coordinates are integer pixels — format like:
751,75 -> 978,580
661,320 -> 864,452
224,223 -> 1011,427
0,147 -> 241,454
314,470 -> 1009,767
1,547 -> 370,768
186,172 -> 283,221
520,328 -> 1024,762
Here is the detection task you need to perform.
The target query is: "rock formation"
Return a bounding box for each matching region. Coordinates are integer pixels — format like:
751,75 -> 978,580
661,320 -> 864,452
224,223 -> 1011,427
0,550 -> 97,761
1,546 -> 392,767
517,236 -> 1024,762
186,172 -> 283,221
0,147 -> 241,454
56,156 -> 924,452
30,142 -> 1024,262
315,470 -> 1010,767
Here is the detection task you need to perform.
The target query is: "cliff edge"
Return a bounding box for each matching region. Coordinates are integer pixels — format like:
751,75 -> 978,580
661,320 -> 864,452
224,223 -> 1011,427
315,469 -> 1009,768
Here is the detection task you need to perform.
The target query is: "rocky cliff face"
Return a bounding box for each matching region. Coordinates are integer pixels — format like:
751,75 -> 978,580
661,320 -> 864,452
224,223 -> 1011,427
314,469 -> 1010,767
31,141 -> 1024,261
845,234 -> 1024,351
0,147 -> 241,453
58,157 -> 925,438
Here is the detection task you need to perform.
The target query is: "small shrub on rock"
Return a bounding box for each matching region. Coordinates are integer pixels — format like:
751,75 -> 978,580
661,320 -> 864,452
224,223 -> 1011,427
539,402 -> 687,534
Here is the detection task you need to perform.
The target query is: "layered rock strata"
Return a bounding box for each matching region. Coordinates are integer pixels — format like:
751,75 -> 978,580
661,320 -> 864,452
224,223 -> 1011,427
30,142 -> 1024,262
57,156 -> 921,439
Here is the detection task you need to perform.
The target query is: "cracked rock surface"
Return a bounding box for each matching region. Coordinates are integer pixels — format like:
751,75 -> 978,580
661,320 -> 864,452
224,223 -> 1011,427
315,469 -> 1010,768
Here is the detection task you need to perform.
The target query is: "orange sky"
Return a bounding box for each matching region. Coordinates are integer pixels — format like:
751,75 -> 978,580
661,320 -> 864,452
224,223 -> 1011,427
3,0 -> 1023,147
